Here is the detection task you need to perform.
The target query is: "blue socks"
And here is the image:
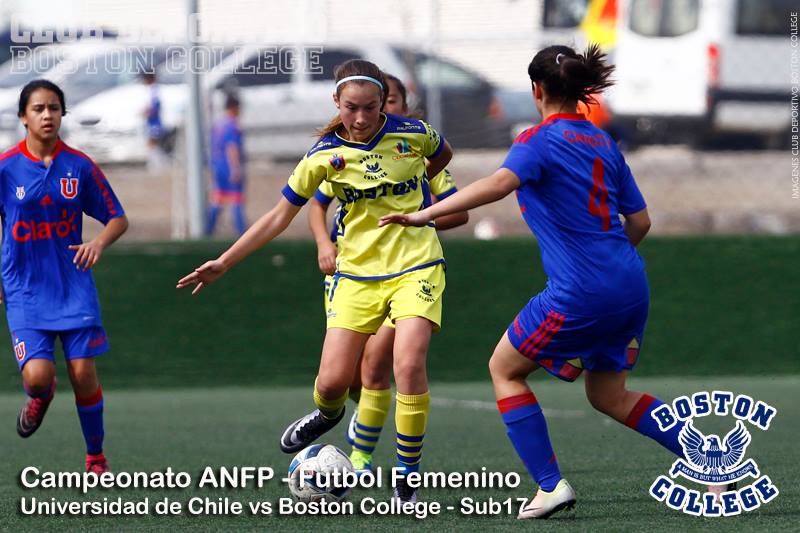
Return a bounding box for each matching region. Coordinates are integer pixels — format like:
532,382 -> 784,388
625,394 -> 684,457
76,388 -> 104,455
498,391 -> 562,491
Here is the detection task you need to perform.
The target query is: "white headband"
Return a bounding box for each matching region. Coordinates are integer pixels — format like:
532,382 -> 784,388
335,75 -> 384,91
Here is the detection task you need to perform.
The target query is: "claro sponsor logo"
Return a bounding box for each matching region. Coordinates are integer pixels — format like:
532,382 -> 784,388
12,210 -> 77,242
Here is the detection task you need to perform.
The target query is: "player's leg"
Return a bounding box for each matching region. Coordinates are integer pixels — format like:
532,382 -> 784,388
205,188 -> 224,236
348,324 -> 394,474
63,327 -> 110,473
391,316 -> 433,502
14,330 -> 57,438
499,301 -> 576,519
280,327 -> 369,453
231,193 -> 247,236
584,369 -> 684,456
386,264 -> 444,502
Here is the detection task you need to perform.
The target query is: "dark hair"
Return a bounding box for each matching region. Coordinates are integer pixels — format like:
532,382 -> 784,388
141,72 -> 157,83
384,73 -> 407,108
527,43 -> 614,107
224,94 -> 240,110
18,79 -> 67,117
317,59 -> 388,138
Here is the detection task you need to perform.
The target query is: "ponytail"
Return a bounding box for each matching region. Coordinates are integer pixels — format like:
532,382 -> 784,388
527,43 -> 614,107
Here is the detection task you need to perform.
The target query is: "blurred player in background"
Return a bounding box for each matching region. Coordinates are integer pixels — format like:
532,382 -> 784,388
381,44 -> 701,518
307,73 -> 468,476
178,60 -> 452,502
141,72 -> 167,174
0,80 -> 128,474
206,94 -> 247,236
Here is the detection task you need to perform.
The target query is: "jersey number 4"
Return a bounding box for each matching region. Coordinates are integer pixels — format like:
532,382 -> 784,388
587,157 -> 610,231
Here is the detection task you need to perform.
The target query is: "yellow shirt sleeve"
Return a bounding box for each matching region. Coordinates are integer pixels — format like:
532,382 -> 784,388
283,154 -> 327,206
405,120 -> 444,160
428,168 -> 457,199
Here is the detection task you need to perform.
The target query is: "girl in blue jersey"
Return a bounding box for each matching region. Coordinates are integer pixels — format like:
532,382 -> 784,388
381,44 -> 700,518
0,80 -> 128,474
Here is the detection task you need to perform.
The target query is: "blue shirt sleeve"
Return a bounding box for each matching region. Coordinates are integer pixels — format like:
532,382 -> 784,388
501,136 -> 547,185
81,161 -> 125,224
616,157 -> 646,215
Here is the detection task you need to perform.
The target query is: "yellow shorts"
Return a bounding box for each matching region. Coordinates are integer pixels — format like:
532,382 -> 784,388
324,264 -> 445,334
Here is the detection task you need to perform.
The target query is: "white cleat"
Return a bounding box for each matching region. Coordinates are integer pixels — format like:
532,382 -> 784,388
517,479 -> 576,520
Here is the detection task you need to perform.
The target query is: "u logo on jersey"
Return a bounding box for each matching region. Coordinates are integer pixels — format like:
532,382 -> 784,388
60,177 -> 79,199
14,339 -> 26,361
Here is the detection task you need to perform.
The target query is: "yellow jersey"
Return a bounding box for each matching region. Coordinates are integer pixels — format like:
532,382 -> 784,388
283,113 -> 446,279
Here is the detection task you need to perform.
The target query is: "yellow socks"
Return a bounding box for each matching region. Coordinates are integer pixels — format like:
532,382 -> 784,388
352,387 -> 391,454
395,391 -> 430,474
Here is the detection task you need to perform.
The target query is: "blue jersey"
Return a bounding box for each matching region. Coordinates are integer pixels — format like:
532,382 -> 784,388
210,115 -> 244,188
146,86 -> 163,138
0,140 -> 125,331
502,113 -> 647,315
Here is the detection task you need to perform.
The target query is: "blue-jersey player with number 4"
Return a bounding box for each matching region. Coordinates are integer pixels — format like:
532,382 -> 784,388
379,44 -> 724,519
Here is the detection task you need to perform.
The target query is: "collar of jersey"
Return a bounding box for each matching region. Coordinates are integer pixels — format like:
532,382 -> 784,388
541,113 -> 587,126
334,114 -> 388,151
18,138 -> 64,163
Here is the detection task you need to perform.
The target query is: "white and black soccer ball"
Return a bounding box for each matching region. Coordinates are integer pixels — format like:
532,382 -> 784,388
287,444 -> 354,502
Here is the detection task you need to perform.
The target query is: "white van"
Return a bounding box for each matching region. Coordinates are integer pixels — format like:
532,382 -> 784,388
609,0 -> 792,145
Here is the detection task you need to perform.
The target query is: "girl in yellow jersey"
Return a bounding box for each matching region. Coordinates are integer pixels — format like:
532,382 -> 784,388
177,60 -> 452,502
308,73 -> 468,478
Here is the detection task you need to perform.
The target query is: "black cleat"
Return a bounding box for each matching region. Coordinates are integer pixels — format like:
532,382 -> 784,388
392,475 -> 418,503
280,408 -> 344,453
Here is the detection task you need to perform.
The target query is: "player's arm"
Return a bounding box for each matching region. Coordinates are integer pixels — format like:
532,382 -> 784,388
308,198 -> 337,275
177,198 -> 301,294
431,194 -> 468,230
226,143 -> 242,183
380,168 -> 519,227
69,215 -> 129,271
426,140 -> 453,180
622,207 -> 651,247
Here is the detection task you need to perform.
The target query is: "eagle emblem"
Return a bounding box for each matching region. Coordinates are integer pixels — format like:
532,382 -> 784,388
679,420 -> 751,475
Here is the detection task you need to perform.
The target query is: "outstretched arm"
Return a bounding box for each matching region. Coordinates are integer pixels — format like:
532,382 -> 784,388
380,168 -> 520,227
308,198 -> 337,275
177,198 -> 301,294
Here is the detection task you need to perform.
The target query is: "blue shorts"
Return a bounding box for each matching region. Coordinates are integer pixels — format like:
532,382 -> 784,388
11,327 -> 109,370
507,295 -> 648,382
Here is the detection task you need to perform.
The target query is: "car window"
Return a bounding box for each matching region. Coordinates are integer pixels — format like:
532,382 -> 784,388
410,55 -> 482,90
543,0 -> 590,28
309,49 -> 362,81
230,49 -> 293,88
736,0 -> 794,36
629,0 -> 699,37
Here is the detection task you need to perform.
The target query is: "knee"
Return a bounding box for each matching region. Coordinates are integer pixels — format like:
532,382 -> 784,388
393,355 -> 426,385
586,389 -> 622,415
68,365 -> 98,392
22,362 -> 55,391
315,376 -> 348,399
489,352 -> 519,383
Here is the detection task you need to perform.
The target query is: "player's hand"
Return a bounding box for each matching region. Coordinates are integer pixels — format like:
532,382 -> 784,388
69,240 -> 105,271
317,241 -> 337,275
176,259 -> 228,295
378,211 -> 431,227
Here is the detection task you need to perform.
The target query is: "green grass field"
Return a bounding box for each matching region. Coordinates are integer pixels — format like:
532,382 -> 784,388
0,376 -> 796,531
0,237 -> 797,530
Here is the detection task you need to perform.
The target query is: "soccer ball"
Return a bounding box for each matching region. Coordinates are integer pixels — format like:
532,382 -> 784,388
287,444 -> 354,502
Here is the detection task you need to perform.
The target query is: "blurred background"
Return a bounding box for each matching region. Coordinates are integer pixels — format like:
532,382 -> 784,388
0,0 -> 795,240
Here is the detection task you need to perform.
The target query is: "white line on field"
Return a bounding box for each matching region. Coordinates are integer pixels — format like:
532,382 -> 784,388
431,397 -> 586,418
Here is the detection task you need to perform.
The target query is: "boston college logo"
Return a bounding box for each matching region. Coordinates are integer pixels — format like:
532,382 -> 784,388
60,177 -> 78,199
